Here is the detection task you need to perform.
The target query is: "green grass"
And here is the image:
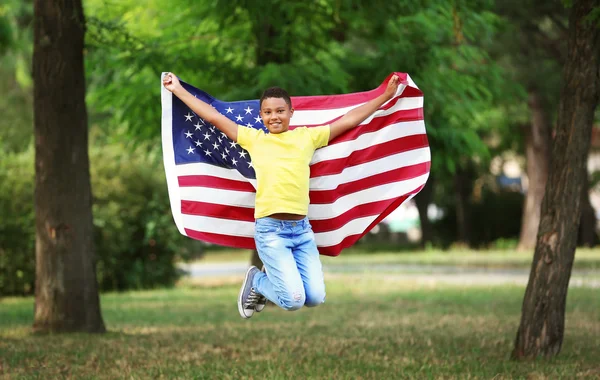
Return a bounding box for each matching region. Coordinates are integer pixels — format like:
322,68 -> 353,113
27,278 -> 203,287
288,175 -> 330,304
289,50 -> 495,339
1,275 -> 599,379
197,247 -> 600,271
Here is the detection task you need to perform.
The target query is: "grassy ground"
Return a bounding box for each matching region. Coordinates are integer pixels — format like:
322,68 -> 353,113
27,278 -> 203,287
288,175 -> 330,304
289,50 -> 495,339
1,274 -> 599,379
198,247 -> 600,270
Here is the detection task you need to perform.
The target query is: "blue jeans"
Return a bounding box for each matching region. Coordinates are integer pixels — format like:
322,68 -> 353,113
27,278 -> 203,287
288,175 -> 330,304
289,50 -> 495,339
252,217 -> 326,311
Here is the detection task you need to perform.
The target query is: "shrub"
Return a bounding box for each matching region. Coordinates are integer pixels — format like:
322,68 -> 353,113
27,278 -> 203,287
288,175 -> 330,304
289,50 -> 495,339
0,147 -> 35,295
0,142 -> 202,296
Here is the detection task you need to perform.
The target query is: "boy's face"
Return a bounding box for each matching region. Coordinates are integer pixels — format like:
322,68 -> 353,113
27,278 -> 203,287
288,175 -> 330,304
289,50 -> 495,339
260,97 -> 294,134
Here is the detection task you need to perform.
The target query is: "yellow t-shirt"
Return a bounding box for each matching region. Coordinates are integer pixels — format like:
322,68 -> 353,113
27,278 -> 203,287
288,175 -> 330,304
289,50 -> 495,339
237,125 -> 330,219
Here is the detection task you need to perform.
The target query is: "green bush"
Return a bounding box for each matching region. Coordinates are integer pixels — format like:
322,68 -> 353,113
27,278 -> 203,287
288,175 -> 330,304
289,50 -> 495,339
0,147 -> 35,295
0,143 -> 202,296
90,143 -> 201,291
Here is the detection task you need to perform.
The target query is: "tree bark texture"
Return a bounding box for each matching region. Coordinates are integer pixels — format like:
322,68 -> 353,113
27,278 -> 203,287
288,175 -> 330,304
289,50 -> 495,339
512,0 -> 599,359
517,91 -> 551,251
33,0 -> 105,333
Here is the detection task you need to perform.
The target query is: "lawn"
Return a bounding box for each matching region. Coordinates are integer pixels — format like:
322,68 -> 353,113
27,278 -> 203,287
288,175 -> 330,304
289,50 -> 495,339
1,274 -> 599,379
198,247 -> 600,270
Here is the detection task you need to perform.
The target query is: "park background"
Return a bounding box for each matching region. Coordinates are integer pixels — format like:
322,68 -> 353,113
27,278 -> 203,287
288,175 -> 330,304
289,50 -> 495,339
0,0 -> 599,378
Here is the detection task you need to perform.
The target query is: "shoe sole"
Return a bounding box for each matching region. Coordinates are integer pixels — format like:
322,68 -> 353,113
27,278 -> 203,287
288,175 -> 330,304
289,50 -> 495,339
238,267 -> 255,319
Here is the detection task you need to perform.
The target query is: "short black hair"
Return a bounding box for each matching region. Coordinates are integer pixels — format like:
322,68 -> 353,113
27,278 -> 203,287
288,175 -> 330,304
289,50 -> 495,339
260,87 -> 292,109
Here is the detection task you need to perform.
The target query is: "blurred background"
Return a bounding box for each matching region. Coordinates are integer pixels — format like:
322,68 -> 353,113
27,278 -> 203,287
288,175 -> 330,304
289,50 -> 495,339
1,0 -> 599,296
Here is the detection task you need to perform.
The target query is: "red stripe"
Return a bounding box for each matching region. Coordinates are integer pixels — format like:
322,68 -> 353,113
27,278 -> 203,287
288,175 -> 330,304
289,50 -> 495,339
290,106 -> 423,131
309,162 -> 430,204
317,188 -> 423,256
290,73 -> 419,110
184,228 -> 256,249
180,165 -> 428,220
182,187 -> 423,256
328,108 -> 424,144
309,186 -> 423,233
179,175 -> 255,192
310,134 -> 429,177
181,200 -> 255,221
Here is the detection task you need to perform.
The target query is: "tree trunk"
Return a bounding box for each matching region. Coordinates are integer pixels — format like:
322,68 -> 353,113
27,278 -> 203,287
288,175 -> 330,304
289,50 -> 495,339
33,0 -> 105,333
512,0 -> 599,359
414,176 -> 434,248
578,169 -> 596,247
517,91 -> 551,251
454,167 -> 472,245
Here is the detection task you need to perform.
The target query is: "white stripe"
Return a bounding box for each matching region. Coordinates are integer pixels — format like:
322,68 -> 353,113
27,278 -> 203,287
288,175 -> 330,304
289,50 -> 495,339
290,95 -> 423,126
314,215 -> 379,246
161,74 -> 185,235
308,174 -> 429,219
175,162 -> 258,188
179,172 -> 427,221
181,214 -> 392,247
180,187 -> 256,208
178,150 -> 430,210
407,74 -> 420,90
311,120 -> 426,164
310,148 -> 431,190
181,215 -> 255,238
180,213 -> 381,248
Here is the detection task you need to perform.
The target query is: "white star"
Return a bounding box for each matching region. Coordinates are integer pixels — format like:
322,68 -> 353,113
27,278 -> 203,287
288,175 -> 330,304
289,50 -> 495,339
229,141 -> 238,148
235,114 -> 244,122
254,116 -> 262,123
185,130 -> 193,139
186,146 -> 195,154
203,132 -> 211,140
239,151 -> 247,158
210,126 -> 216,132
194,139 -> 202,147
247,161 -> 253,168
218,137 -> 223,143
225,107 -> 234,114
204,149 -> 212,156
244,106 -> 253,115
194,122 -> 202,131
185,113 -> 193,122
221,152 -> 227,160
212,142 -> 219,150
231,158 -> 238,166
199,118 -> 206,124
221,132 -> 227,138
225,148 -> 230,154
246,122 -> 253,128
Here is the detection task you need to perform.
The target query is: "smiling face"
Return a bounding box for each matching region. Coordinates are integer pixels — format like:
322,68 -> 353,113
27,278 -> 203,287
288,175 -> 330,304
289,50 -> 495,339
260,97 -> 294,134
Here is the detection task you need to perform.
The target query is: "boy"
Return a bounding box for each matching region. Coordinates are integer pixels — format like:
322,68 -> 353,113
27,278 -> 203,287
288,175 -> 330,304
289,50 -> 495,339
162,73 -> 399,319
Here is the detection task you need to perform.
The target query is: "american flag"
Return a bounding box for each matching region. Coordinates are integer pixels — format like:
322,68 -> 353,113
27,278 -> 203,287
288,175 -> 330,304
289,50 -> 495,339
161,72 -> 430,256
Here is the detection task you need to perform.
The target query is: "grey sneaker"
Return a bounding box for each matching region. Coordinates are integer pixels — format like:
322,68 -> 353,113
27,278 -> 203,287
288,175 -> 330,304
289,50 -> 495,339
255,266 -> 267,312
238,266 -> 261,319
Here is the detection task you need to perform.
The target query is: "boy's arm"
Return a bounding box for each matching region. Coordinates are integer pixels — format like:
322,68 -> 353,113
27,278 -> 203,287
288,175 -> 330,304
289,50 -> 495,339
328,75 -> 399,142
163,73 -> 239,142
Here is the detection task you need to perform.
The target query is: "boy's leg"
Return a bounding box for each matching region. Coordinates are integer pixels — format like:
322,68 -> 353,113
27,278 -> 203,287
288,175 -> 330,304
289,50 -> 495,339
293,223 -> 326,307
253,220 -> 306,311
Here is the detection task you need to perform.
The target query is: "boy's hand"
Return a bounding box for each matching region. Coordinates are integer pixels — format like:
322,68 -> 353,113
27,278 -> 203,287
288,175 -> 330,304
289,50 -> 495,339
384,74 -> 400,100
163,72 -> 181,93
